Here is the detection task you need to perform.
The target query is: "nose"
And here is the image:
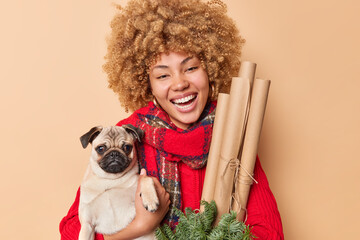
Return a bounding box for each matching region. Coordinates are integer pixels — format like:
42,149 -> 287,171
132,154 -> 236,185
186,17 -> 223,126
109,151 -> 120,158
171,74 -> 189,91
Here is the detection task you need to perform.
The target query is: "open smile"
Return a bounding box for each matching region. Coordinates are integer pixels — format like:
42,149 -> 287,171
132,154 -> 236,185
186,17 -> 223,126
170,94 -> 197,110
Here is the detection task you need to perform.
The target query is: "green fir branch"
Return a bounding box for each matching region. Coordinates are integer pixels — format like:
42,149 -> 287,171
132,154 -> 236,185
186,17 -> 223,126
155,200 -> 256,240
155,224 -> 176,240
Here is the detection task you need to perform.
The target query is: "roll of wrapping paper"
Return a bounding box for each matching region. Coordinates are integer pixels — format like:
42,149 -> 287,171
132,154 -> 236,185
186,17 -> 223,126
212,76 -> 250,224
200,93 -> 230,212
239,61 -> 257,88
232,78 -> 271,222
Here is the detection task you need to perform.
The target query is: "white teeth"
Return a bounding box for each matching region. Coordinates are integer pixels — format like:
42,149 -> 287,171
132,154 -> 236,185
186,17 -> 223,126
174,101 -> 195,109
172,94 -> 196,104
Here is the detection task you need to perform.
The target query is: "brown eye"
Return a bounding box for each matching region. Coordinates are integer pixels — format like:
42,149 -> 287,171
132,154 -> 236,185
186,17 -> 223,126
186,66 -> 198,72
156,74 -> 169,80
96,145 -> 106,154
122,144 -> 133,155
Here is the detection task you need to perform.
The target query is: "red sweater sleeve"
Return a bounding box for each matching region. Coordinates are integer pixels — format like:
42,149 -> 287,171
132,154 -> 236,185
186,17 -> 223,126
59,187 -> 104,240
245,157 -> 284,240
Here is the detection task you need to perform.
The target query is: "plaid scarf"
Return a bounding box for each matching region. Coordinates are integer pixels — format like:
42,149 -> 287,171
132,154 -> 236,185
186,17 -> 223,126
117,101 -> 216,227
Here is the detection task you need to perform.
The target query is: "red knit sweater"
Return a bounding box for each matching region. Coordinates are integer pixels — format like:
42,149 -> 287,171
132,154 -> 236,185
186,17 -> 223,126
59,157 -> 283,239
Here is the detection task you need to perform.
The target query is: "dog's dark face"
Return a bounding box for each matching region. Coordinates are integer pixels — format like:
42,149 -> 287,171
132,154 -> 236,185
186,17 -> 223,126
80,125 -> 144,177
95,132 -> 134,174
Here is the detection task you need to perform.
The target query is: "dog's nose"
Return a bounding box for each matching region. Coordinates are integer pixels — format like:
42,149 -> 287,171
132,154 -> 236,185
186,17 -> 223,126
109,151 -> 120,158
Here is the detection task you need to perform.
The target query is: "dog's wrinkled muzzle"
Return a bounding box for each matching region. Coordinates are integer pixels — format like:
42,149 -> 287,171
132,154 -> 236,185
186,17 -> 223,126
99,150 -> 131,173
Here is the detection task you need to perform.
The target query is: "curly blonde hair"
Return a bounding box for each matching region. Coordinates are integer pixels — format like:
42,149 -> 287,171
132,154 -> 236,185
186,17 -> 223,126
103,0 -> 244,112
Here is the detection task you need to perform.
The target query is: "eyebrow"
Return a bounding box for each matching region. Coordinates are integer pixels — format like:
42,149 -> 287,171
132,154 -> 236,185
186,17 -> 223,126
181,56 -> 193,65
152,56 -> 194,70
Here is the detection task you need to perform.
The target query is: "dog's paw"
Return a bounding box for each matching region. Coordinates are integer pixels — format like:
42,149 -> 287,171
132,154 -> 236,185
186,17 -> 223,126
142,195 -> 159,212
140,177 -> 159,212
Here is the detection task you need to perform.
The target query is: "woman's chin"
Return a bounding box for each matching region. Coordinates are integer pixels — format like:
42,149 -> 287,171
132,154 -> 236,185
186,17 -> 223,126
170,110 -> 203,129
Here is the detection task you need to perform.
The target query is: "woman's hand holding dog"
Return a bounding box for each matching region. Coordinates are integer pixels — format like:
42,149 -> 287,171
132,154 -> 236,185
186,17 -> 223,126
134,169 -> 171,233
103,169 -> 170,240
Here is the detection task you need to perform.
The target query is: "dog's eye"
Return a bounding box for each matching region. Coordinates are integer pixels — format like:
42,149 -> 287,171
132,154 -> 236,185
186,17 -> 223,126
96,145 -> 106,154
122,144 -> 133,154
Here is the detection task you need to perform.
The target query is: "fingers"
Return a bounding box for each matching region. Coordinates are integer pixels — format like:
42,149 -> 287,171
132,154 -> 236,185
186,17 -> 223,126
149,175 -> 165,193
152,178 -> 169,205
140,168 -> 146,176
138,168 -> 170,210
157,186 -> 170,213
136,168 -> 147,193
139,169 -> 164,194
132,169 -> 170,233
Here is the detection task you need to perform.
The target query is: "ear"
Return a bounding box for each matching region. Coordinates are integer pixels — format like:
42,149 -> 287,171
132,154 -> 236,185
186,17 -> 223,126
80,126 -> 103,149
122,124 -> 144,142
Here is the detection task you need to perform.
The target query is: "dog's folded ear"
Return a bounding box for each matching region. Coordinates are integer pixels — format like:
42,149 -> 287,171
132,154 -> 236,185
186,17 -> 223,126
122,124 -> 144,143
80,126 -> 103,149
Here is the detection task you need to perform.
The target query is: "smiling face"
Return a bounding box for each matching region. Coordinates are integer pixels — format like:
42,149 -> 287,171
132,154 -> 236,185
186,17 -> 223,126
149,52 -> 210,129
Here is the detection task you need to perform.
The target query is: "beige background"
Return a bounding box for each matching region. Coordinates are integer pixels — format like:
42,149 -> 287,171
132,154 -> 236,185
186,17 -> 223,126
1,0 -> 359,239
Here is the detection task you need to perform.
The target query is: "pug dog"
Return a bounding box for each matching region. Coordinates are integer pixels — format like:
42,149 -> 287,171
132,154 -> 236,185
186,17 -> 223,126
78,125 -> 158,240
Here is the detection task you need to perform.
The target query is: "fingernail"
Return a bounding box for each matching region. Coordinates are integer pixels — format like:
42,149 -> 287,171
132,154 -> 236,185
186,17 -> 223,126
140,168 -> 146,175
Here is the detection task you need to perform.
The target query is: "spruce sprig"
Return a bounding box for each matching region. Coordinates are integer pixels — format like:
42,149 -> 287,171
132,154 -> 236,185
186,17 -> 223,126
155,200 -> 256,240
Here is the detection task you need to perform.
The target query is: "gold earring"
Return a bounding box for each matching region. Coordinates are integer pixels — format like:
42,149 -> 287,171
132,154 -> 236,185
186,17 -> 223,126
209,83 -> 215,99
153,97 -> 159,108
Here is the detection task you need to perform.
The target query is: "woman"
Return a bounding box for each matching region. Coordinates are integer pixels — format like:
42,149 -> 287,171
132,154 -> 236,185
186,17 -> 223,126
60,0 -> 284,239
